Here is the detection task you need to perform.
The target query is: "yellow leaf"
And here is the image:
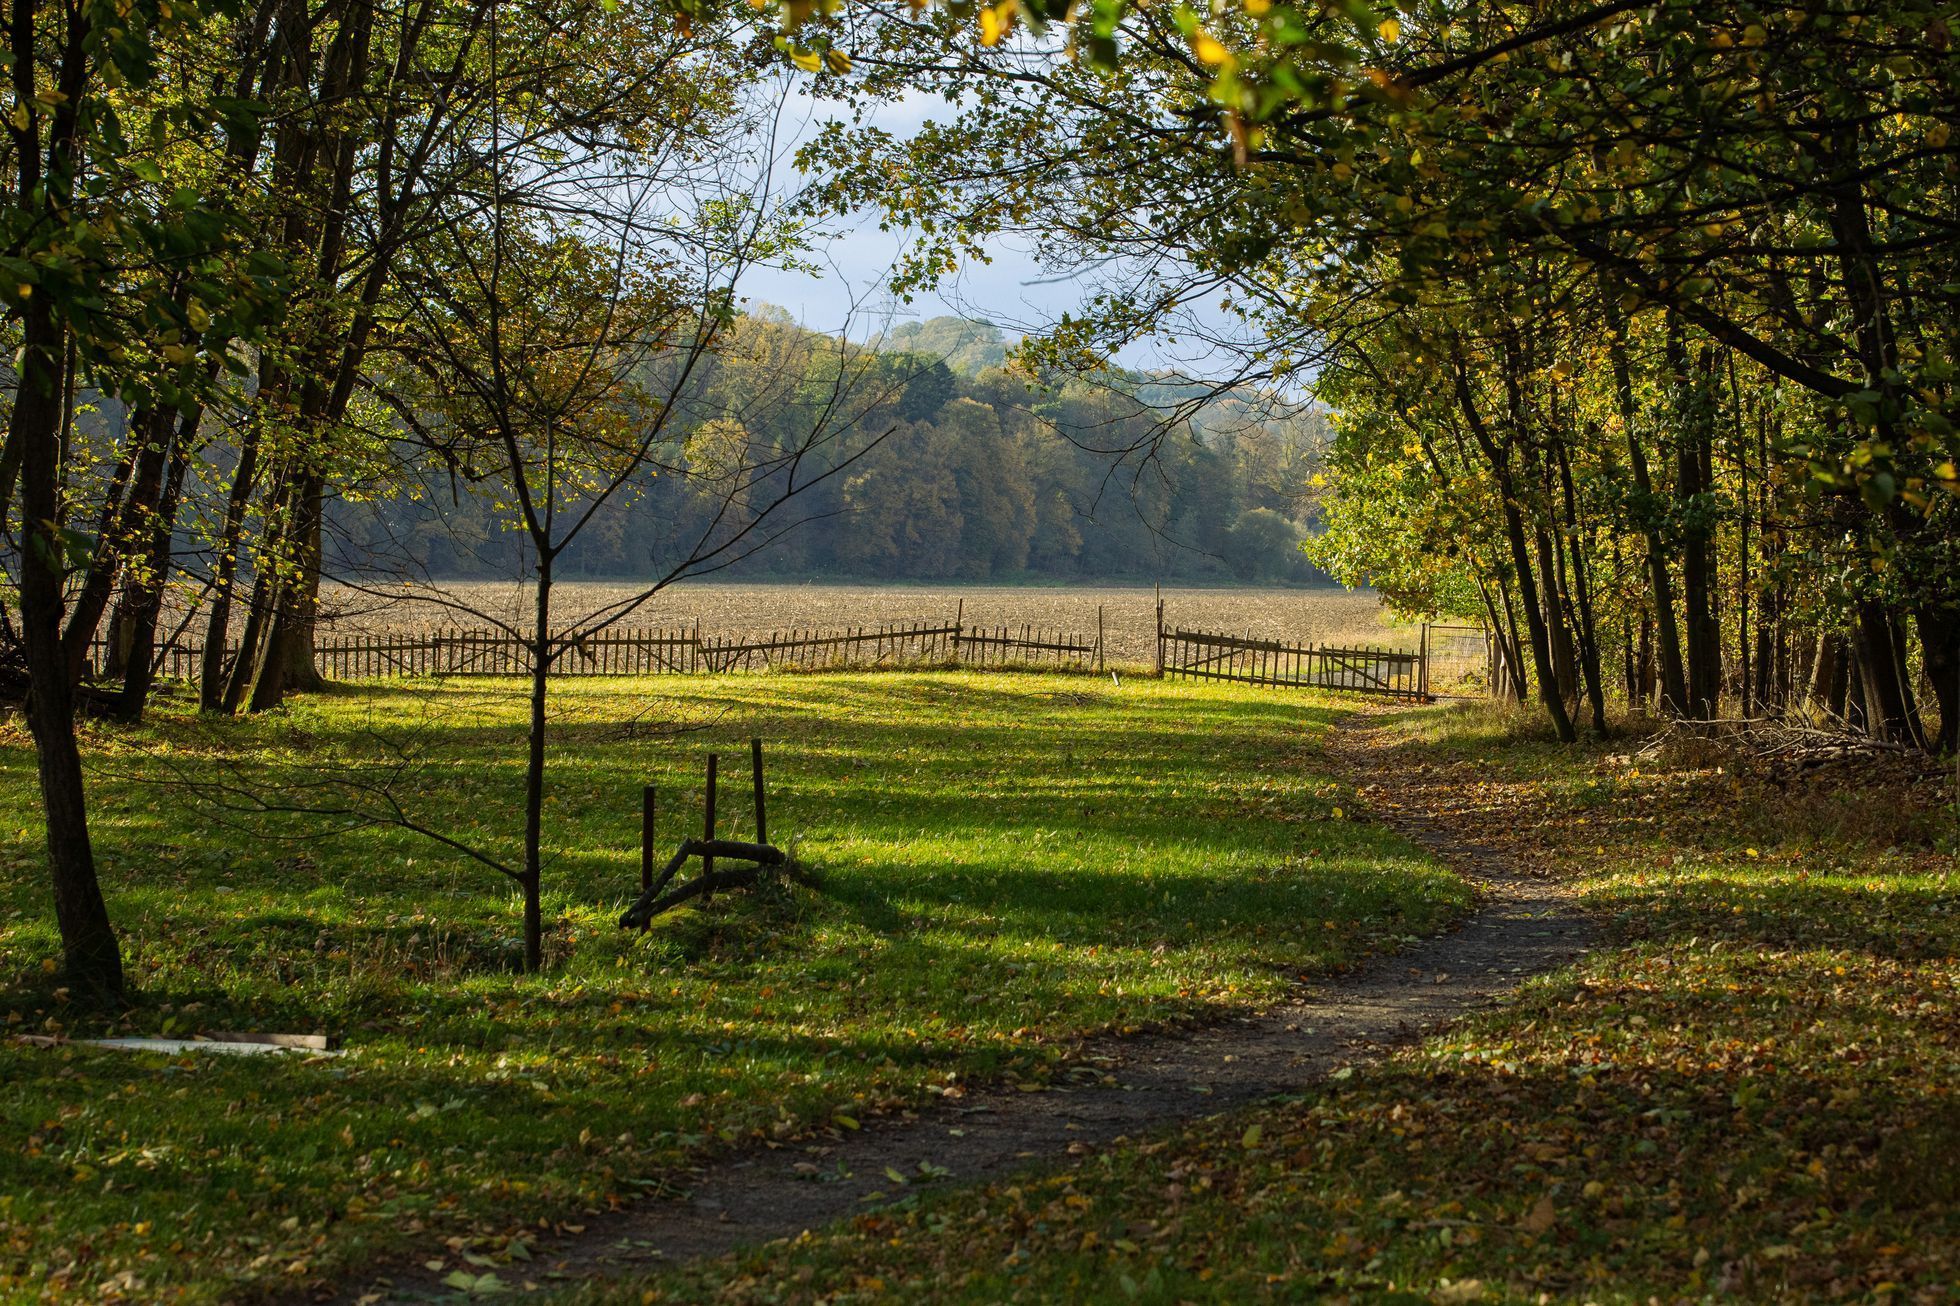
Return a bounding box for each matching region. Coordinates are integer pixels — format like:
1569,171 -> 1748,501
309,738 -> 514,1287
788,48 -> 822,73
1243,0 -> 1270,14
979,4 -> 1010,46
1192,31 -> 1234,67
1520,1193 -> 1556,1234
1379,18 -> 1400,42
1241,1123 -> 1263,1148
824,48 -> 852,74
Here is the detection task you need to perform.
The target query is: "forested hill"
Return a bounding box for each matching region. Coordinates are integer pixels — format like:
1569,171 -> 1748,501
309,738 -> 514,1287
341,315 -> 1333,585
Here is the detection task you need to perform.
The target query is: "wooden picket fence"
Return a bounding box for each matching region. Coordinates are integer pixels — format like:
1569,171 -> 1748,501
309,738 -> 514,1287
699,621 -> 958,672
113,601 -> 1487,701
112,613 -> 1105,685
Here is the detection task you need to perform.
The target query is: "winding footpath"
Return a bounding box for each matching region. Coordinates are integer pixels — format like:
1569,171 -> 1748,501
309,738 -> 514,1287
328,713 -> 1593,1303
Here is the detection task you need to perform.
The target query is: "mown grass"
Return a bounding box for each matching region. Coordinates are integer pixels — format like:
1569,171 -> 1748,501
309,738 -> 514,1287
0,672 -> 1465,1302
619,703 -> 1960,1305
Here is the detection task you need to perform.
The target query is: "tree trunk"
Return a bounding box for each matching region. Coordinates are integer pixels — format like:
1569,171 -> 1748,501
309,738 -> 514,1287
1825,635 -> 1851,721
1607,310 -> 1688,715
62,407 -> 172,685
115,410 -> 197,722
0,412 -> 21,539
1456,369 -> 1575,741
226,467 -> 296,711
1916,605 -> 1959,755
1534,520 -> 1579,705
1851,601 -> 1923,746
284,477 -> 328,693
226,561 -> 281,712
1675,335 -> 1722,720
521,562 -> 554,972
1622,622 -> 1638,705
1637,616 -> 1657,709
6,15 -> 123,999
11,302 -> 124,1001
251,469 -> 328,709
1555,440 -> 1610,737
1507,501 -> 1578,742
1484,573 -> 1527,702
200,432 -> 264,710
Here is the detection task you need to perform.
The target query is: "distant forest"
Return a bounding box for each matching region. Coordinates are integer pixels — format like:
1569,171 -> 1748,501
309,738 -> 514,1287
337,315 -> 1333,585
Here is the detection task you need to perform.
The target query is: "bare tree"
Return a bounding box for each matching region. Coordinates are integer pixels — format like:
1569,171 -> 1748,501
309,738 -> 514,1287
327,60 -> 901,969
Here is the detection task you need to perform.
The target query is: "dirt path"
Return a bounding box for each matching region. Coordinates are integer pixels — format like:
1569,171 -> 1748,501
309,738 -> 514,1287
327,712 -> 1591,1303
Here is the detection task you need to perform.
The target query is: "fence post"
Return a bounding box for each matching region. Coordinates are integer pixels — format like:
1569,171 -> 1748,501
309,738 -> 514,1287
953,599 -> 964,665
1419,623 -> 1431,700
641,785 -> 656,893
1097,605 -> 1105,672
1153,590 -> 1165,678
751,737 -> 767,846
702,753 -> 719,904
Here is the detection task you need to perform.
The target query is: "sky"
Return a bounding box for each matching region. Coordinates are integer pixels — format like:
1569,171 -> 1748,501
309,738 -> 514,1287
730,84 -> 1081,339
727,82 -> 1245,375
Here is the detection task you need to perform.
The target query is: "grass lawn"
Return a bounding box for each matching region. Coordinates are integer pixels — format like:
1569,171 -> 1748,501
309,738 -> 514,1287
617,704 -> 1960,1305
0,672 -> 1466,1302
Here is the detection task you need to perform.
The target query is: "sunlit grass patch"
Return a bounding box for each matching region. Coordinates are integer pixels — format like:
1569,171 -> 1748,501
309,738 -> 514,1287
0,672 -> 1462,1302
618,706 -> 1960,1304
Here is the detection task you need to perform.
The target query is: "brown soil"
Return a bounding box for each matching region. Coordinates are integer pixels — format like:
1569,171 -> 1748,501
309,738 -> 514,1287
312,581 -> 1416,666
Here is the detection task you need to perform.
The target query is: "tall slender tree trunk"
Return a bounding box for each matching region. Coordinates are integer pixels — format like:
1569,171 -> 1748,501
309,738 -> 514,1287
226,465 -> 298,711
62,407 -> 173,684
520,560 -> 553,972
1491,568 -> 1529,702
1534,519 -> 1579,705
253,469 -> 328,707
200,431 -> 264,710
1814,633 -> 1851,721
1637,615 -> 1657,708
1555,440 -> 1610,736
226,556 -> 281,711
1457,369 -> 1575,741
115,410 -> 197,722
1673,330 -> 1721,719
11,303 -> 124,1000
1607,309 -> 1688,715
1753,574 -> 1781,716
7,12 -> 123,999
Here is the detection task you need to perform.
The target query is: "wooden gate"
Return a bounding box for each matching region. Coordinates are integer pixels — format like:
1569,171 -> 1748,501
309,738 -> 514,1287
1160,626 -> 1423,698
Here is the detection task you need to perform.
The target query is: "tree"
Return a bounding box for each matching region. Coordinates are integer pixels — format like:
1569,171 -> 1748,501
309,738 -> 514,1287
0,0 -> 293,998
798,0 -> 1958,749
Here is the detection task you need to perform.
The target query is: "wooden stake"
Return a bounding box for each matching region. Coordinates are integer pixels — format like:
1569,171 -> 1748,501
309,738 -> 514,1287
641,785 -> 656,894
751,737 -> 767,846
702,753 -> 719,903
1154,589 -> 1166,678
